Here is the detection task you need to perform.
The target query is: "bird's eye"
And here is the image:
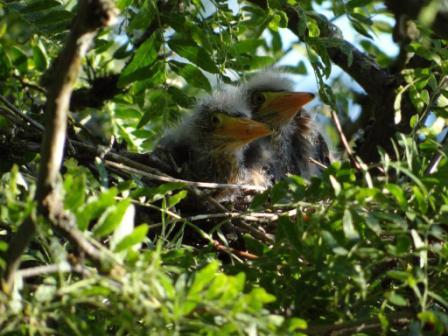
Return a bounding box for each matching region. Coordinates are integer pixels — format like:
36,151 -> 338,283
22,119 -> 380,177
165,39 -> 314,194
251,92 -> 266,107
211,114 -> 221,127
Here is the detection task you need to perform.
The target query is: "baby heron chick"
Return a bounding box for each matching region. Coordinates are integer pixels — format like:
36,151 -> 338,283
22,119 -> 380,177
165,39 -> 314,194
153,87 -> 272,185
242,70 -> 327,182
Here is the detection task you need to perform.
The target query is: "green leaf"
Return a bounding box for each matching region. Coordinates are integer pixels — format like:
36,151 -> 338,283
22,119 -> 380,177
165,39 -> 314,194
387,292 -> 408,306
32,43 -> 48,71
231,39 -> 264,55
329,175 -> 341,196
387,270 -> 409,281
118,35 -> 160,87
63,173 -> 86,211
132,182 -> 186,201
346,0 -> 373,8
114,224 -> 149,252
188,261 -> 219,296
343,208 -> 359,240
384,183 -> 407,208
93,198 -> 132,238
287,318 -> 308,332
170,60 -> 211,92
168,190 -> 188,208
168,37 -> 219,73
306,18 -> 321,37
76,188 -> 118,231
277,216 -> 301,253
168,86 -> 195,108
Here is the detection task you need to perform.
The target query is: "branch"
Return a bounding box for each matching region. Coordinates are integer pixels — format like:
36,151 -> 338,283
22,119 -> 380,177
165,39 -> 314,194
299,310 -> 414,335
246,0 -> 393,97
2,0 -> 118,291
329,109 -> 361,170
104,160 -> 267,192
16,263 -> 91,279
211,240 -> 259,260
0,95 -> 45,132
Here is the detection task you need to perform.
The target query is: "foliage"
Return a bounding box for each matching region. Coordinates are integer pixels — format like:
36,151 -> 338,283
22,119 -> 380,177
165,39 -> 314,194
1,0 -> 448,335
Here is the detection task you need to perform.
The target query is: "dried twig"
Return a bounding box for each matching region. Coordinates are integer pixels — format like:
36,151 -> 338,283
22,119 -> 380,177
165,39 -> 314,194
309,157 -> 328,170
211,240 -> 258,260
105,160 -> 267,192
330,109 -> 361,170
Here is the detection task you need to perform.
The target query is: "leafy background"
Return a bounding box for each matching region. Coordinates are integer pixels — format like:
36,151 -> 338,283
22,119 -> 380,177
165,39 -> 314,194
1,0 -> 448,335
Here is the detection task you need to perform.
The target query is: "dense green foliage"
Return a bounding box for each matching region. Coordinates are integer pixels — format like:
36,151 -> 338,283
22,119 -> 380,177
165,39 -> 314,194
1,0 -> 448,335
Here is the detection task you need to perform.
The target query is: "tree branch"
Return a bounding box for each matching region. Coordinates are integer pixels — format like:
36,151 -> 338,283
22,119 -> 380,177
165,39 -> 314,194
2,0 -> 118,291
299,310 -> 414,335
246,0 -> 394,97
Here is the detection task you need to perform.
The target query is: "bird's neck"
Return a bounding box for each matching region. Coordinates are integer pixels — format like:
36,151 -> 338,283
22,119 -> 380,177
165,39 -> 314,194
209,147 -> 243,184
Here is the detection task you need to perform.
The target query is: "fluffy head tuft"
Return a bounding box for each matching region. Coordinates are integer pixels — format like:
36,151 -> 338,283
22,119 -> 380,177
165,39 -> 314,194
196,85 -> 251,119
161,85 -> 251,146
243,69 -> 295,93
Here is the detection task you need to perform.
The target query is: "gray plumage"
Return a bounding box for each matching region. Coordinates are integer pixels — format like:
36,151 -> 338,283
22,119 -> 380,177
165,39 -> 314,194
151,86 -> 272,186
241,70 -> 330,182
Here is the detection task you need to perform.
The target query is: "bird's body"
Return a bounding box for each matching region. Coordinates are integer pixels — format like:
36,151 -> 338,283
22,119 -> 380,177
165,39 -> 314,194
151,87 -> 272,188
242,70 -> 330,182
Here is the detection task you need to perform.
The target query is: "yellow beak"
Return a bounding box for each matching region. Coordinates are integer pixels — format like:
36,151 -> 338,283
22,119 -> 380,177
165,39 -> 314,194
214,115 -> 272,143
258,91 -> 315,127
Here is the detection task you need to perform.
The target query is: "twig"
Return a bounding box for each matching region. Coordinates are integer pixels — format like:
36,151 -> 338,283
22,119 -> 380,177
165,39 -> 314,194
16,263 -> 91,279
2,0 -> 118,291
309,157 -> 328,169
298,310 -> 414,335
0,106 -> 22,125
246,0 -> 392,97
12,74 -> 47,94
211,240 -> 258,260
71,140 -> 173,176
136,198 -> 297,224
104,160 -> 267,191
0,95 -> 45,131
131,198 -> 278,244
330,109 -> 361,170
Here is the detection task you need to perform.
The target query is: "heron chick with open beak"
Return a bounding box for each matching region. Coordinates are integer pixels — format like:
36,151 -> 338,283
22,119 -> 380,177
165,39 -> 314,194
242,70 -> 331,182
152,87 -> 273,187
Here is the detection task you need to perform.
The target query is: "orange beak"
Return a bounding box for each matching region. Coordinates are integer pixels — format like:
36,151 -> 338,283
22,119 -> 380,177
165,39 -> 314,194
214,115 -> 272,144
259,91 -> 315,127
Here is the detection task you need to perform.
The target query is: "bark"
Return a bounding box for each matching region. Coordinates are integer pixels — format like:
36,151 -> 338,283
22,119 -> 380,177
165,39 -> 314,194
2,0 -> 118,291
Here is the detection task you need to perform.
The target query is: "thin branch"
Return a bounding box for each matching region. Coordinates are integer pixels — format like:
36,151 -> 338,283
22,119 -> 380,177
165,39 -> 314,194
211,240 -> 258,260
104,160 -> 267,191
298,310 -> 414,335
16,263 -> 91,279
12,73 -> 47,94
330,109 -> 361,170
130,198 -> 276,244
309,157 -> 328,170
0,106 -> 22,125
2,0 -> 118,291
246,0 -> 393,97
0,95 -> 45,131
